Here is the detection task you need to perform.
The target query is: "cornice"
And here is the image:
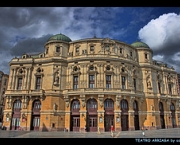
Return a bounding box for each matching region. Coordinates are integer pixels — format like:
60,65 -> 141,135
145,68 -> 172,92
140,64 -> 176,73
67,56 -> 139,67
10,57 -> 68,65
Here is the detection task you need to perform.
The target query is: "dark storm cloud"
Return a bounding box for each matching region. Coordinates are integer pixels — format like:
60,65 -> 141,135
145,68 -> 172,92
0,7 -> 72,28
0,60 -> 10,74
10,34 -> 52,56
0,7 -> 180,74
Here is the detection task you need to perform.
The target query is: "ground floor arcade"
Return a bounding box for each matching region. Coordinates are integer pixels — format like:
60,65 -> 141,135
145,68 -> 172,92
2,94 -> 180,132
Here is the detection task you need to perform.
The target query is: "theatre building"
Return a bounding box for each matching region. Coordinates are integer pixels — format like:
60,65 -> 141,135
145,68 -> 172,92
3,33 -> 180,132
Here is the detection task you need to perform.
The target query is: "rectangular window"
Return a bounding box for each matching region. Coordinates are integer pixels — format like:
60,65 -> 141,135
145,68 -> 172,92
133,78 -> 136,90
130,51 -> 133,57
90,46 -> 94,51
168,84 -> 172,95
121,76 -> 126,89
105,45 -> 110,51
120,48 -> 122,53
46,48 -> 48,54
56,46 -> 60,52
158,82 -> 161,94
106,75 -> 111,88
76,47 -> 79,53
73,76 -> 78,89
89,75 -> 95,88
17,78 -> 22,90
145,53 -> 148,59
36,76 -> 41,90
4,79 -> 7,85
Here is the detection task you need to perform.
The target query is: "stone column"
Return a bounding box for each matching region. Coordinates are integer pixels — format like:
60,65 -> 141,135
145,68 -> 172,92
138,97 -> 145,129
114,110 -> 121,131
24,68 -> 29,89
80,94 -> 86,132
98,94 -> 104,132
128,96 -> 135,130
64,96 -> 70,131
27,67 -> 32,90
11,68 -> 16,90
9,69 -> 14,89
128,110 -> 135,131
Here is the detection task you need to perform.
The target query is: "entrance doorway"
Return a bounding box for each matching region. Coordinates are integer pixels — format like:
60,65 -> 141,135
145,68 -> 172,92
31,99 -> 41,131
133,100 -> 140,130
121,99 -> 129,131
104,98 -> 114,131
87,116 -> 97,132
11,118 -> 20,130
70,99 -> 80,132
10,99 -> 22,130
104,115 -> 114,131
31,116 -> 40,131
86,98 -> 97,132
159,102 -> 165,129
170,103 -> 176,128
121,115 -> 128,131
72,116 -> 80,132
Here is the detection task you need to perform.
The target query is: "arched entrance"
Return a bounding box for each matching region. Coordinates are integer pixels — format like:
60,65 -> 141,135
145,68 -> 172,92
133,100 -> 140,130
120,99 -> 129,131
104,98 -> 114,131
170,103 -> 176,128
11,99 -> 22,130
159,102 -> 165,129
30,99 -> 41,131
86,98 -> 97,132
70,99 -> 80,132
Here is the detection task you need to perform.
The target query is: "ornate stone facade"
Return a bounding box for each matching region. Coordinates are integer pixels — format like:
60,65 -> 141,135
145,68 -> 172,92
0,71 -> 9,123
3,34 -> 180,132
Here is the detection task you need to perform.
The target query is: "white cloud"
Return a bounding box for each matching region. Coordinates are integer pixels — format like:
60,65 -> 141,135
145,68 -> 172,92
153,54 -> 164,62
172,52 -> 180,61
138,13 -> 180,51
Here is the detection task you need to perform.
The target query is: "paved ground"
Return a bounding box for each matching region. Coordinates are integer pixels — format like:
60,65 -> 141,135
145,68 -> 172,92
0,128 -> 180,139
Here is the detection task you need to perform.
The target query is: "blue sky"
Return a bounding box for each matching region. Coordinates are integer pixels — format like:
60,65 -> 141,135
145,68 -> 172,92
0,7 -> 180,74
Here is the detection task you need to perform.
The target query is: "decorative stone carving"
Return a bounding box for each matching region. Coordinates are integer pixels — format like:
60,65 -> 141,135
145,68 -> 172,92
54,70 -> 59,85
98,95 -> 104,108
23,96 -> 29,109
129,97 -> 135,109
7,96 -> 12,109
53,103 -> 57,111
82,100 -> 85,108
147,80 -> 151,88
139,97 -> 144,108
80,95 -> 86,108
66,102 -> 69,108
116,95 -> 121,108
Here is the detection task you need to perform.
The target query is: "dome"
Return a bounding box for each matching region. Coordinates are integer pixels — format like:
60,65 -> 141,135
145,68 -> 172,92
131,41 -> 150,49
48,33 -> 72,42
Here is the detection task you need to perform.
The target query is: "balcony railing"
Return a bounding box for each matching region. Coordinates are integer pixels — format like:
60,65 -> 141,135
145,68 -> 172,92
13,108 -> 21,112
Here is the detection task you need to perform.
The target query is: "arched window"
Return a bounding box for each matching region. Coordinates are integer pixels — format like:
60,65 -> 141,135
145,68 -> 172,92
104,98 -> 114,109
71,99 -> 80,111
159,102 -> 164,111
33,100 -> 41,110
87,98 -> 97,109
13,100 -> 22,109
133,100 -> 138,111
170,103 -> 175,111
121,99 -> 128,110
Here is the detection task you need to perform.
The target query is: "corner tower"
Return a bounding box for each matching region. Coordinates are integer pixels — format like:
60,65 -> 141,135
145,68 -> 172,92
131,41 -> 153,64
44,33 -> 72,58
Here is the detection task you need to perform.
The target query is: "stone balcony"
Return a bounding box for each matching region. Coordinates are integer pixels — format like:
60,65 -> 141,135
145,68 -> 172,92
66,88 -> 144,97
5,89 -> 45,97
